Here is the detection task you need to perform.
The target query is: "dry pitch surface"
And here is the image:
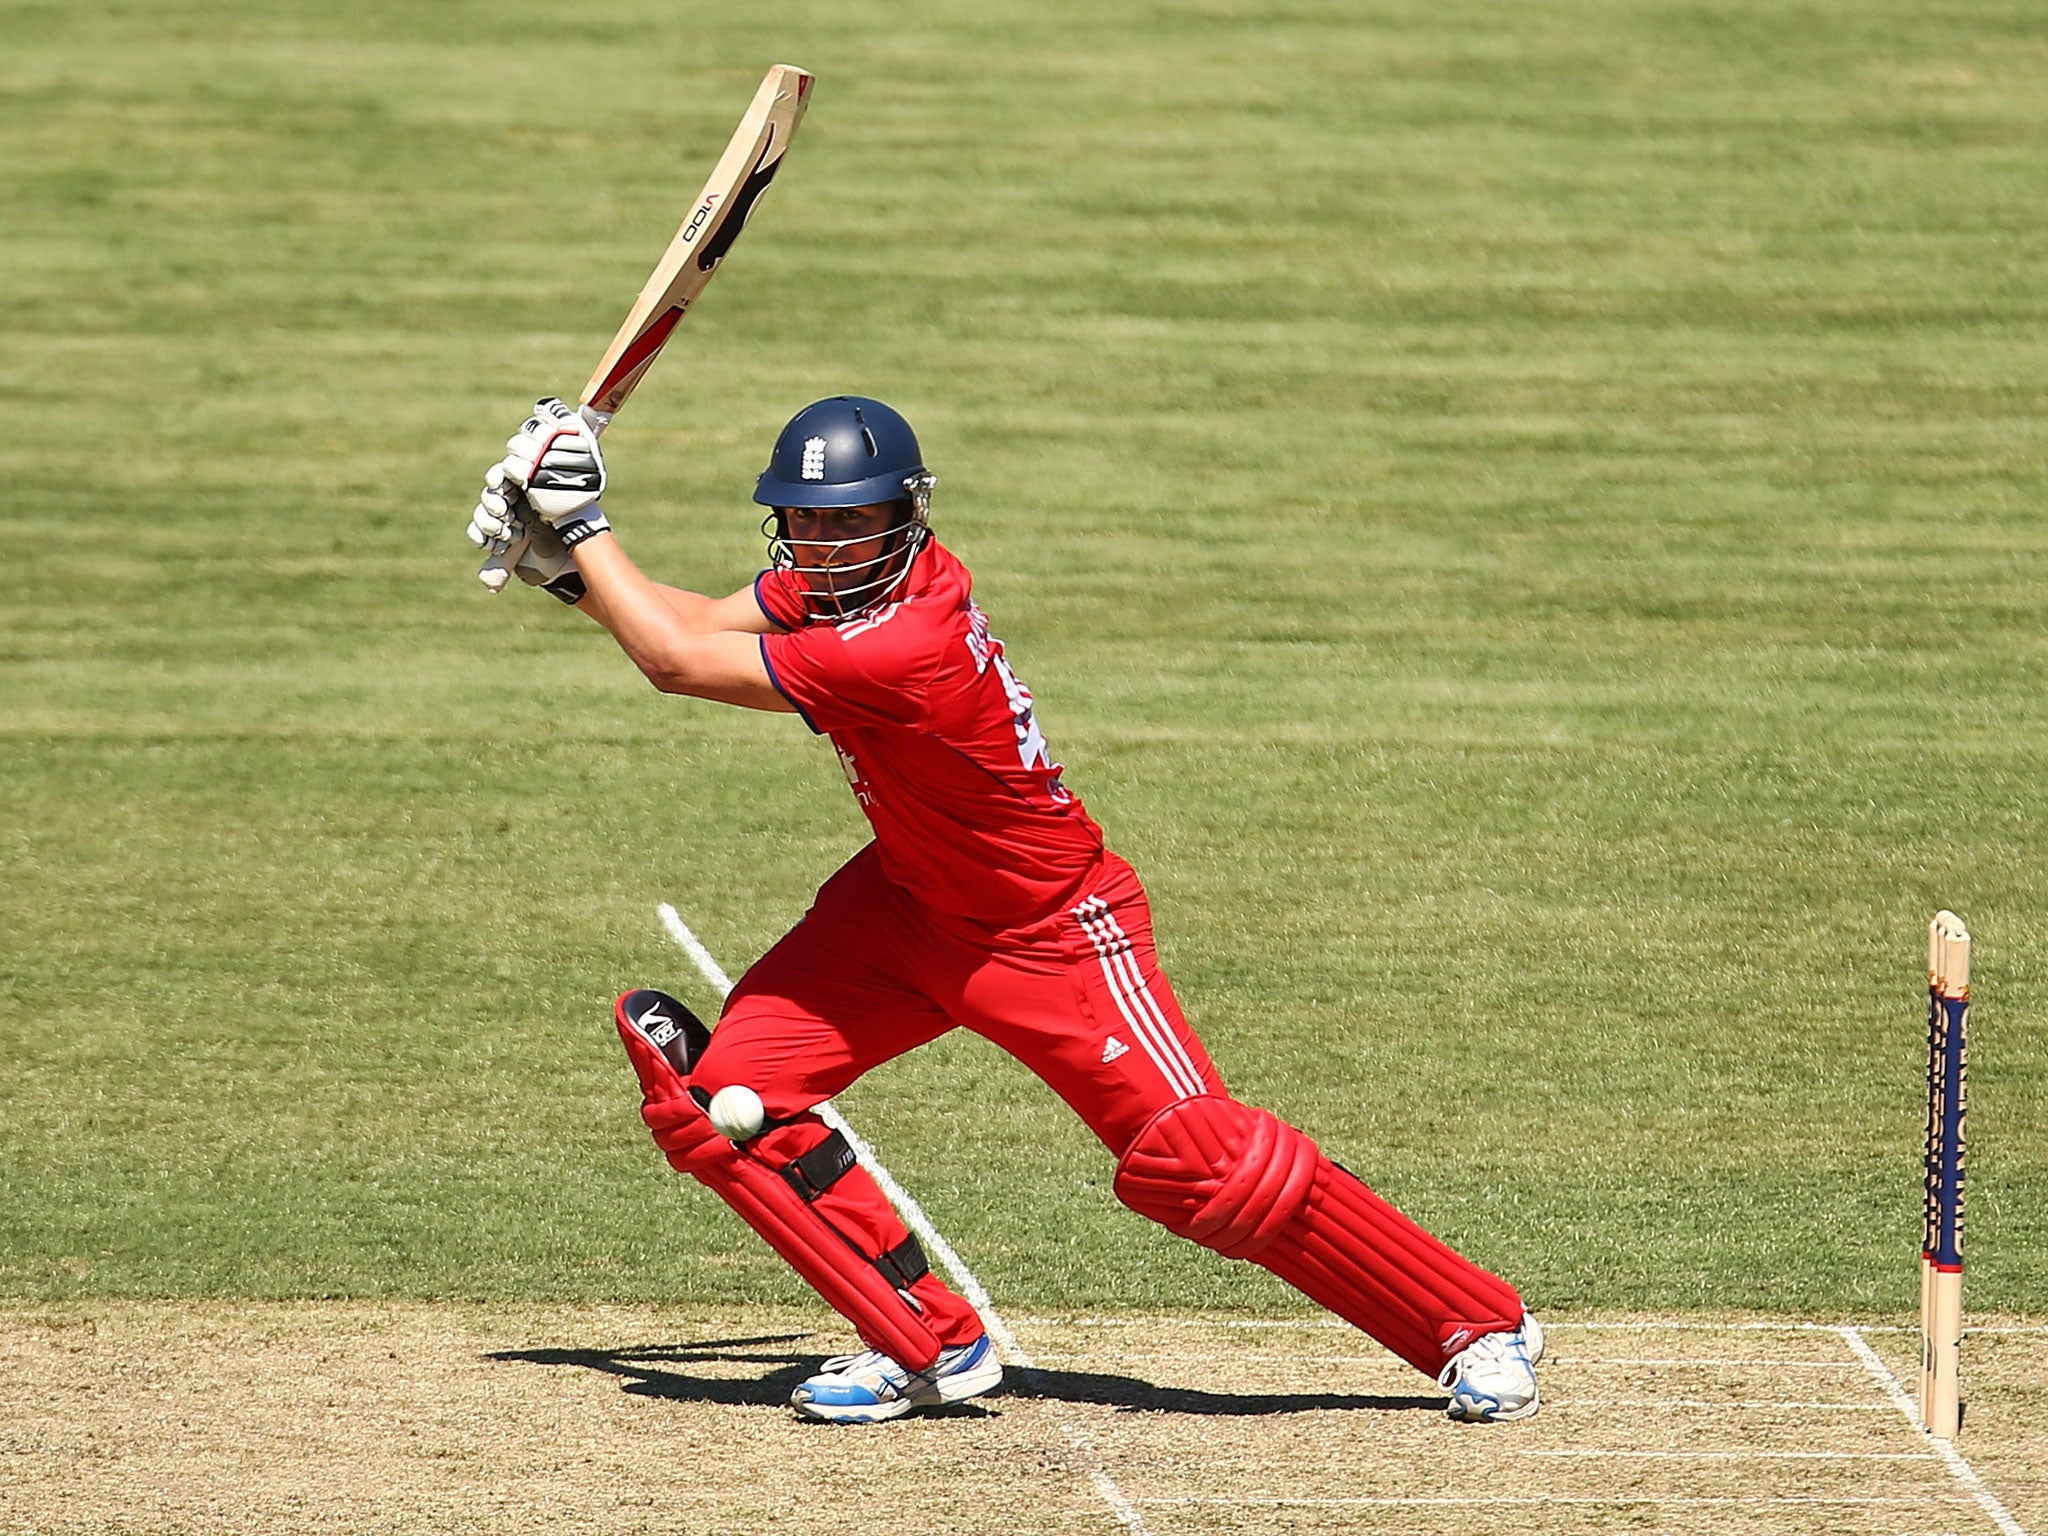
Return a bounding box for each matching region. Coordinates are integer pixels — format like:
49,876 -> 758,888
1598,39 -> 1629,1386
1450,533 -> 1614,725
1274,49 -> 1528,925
2,1304 -> 2041,1535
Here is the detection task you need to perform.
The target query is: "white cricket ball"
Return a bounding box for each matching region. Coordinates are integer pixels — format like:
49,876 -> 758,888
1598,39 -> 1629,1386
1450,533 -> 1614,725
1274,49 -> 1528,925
707,1084 -> 766,1142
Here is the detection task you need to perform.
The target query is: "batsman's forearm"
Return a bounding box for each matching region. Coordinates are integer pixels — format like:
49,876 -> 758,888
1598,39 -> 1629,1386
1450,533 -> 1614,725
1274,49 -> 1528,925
653,582 -> 723,630
574,535 -> 700,678
571,534 -> 787,708
574,575 -> 717,634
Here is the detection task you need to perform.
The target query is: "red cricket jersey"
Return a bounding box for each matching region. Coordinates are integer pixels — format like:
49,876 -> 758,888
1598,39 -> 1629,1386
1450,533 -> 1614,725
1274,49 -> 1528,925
756,540 -> 1106,927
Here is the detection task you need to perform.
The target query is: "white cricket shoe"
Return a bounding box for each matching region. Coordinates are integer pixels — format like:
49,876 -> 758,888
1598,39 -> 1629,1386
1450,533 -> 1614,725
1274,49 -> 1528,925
790,1334 -> 1004,1424
1438,1312 -> 1545,1423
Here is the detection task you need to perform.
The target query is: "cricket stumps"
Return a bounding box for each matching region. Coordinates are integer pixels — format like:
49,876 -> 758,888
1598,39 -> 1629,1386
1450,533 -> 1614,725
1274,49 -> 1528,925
1920,909 -> 1969,1439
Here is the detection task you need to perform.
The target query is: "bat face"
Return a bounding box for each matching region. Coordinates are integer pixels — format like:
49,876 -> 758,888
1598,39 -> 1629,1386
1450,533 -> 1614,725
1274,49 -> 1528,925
580,65 -> 813,420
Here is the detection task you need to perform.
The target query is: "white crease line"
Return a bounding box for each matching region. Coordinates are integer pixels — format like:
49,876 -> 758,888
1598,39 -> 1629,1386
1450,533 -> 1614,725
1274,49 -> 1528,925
1566,1321 -> 2048,1336
1839,1326 -> 2031,1536
1026,1350 -> 1398,1367
655,903 -> 1149,1536
1549,1399 -> 1892,1410
1548,1368 -> 1875,1376
1824,1324 -> 2048,1336
1024,1351 -> 1860,1369
1522,1449 -> 1938,1461
654,905 -> 737,995
1141,1495 -> 1972,1508
1554,1321 -> 1912,1334
1017,1315 -> 1351,1330
1019,1314 -> 2048,1337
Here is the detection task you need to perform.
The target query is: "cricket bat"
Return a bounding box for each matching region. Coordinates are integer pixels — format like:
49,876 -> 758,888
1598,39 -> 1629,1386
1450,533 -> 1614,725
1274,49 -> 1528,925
480,63 -> 814,591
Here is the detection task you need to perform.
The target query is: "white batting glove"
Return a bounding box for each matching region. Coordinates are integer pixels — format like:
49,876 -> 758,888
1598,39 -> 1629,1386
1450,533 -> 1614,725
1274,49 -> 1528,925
470,461 -> 608,594
468,463 -> 527,562
511,518 -> 589,605
501,397 -> 608,523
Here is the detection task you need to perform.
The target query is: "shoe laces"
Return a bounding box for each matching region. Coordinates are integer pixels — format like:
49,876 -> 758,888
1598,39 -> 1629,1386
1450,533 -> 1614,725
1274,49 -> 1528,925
819,1348 -> 908,1383
820,1338 -> 984,1383
1436,1328 -> 1523,1389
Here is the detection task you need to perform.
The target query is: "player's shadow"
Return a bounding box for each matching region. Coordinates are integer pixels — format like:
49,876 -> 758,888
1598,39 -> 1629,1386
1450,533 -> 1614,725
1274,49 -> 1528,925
487,1333 -> 1441,1417
488,1333 -> 823,1410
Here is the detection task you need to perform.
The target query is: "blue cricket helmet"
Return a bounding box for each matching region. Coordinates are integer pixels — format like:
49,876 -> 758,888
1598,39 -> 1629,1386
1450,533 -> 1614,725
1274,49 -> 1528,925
754,396 -> 931,509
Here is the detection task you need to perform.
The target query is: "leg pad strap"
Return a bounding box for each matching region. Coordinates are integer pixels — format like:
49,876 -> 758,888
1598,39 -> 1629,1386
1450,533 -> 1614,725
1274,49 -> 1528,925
782,1130 -> 859,1201
877,1233 -> 931,1290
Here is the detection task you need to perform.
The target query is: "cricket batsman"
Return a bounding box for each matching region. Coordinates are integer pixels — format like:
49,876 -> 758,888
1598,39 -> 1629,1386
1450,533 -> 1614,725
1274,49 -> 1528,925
468,395 -> 1544,1423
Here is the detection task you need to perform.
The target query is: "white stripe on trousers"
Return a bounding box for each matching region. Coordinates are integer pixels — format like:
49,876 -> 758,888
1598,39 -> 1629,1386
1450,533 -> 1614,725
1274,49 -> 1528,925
1073,897 -> 1207,1099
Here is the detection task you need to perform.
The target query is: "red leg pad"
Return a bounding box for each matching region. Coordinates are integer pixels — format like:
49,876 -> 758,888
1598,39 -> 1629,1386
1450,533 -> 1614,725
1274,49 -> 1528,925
616,995 -> 944,1372
1115,1095 -> 1522,1375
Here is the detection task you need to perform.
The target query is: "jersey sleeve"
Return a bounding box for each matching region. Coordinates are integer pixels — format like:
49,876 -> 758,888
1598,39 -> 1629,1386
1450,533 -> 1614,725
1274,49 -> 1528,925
761,618 -> 937,734
753,567 -> 808,632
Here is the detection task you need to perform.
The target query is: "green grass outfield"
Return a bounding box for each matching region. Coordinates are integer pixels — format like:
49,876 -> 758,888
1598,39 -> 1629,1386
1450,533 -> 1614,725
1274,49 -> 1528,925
3,0 -> 2044,1322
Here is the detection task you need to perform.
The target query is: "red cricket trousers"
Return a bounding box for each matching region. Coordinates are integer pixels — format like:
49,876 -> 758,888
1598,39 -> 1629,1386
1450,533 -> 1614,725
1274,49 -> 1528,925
690,841 -> 1521,1365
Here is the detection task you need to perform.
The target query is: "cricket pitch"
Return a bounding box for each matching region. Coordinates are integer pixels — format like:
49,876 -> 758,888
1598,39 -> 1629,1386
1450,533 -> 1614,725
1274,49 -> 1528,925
2,1303 -> 2041,1535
